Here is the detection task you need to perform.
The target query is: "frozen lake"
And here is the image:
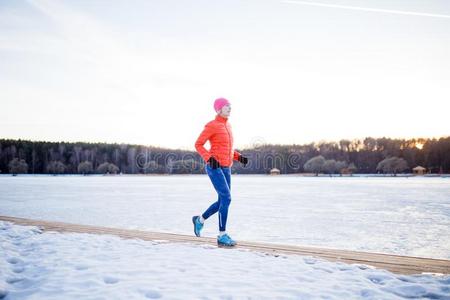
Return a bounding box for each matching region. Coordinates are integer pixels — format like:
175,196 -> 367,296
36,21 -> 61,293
0,175 -> 449,259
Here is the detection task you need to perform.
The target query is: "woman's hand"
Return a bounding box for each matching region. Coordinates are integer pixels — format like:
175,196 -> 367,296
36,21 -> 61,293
238,155 -> 248,167
208,157 -> 221,169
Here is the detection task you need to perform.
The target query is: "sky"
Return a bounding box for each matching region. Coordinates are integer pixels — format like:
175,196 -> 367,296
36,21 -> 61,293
1,0 -> 449,150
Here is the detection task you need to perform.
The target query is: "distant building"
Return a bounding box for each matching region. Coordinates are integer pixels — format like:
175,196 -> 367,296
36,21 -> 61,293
270,168 -> 280,175
341,168 -> 351,175
413,166 -> 426,175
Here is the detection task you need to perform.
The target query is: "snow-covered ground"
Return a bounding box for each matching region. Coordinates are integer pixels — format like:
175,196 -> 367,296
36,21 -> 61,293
1,221 -> 449,300
0,175 -> 449,259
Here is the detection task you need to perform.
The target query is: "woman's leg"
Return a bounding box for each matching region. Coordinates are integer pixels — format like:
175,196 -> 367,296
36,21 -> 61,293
218,167 -> 232,232
223,167 -> 231,190
202,166 -> 231,231
201,198 -> 219,220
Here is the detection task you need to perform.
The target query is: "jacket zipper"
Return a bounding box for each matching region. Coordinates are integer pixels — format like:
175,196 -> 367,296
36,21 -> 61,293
225,124 -> 232,163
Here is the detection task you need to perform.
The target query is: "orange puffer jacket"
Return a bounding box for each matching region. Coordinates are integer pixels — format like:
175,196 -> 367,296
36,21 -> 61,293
195,115 -> 241,167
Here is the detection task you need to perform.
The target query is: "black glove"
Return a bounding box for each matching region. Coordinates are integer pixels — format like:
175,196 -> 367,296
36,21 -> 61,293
238,155 -> 248,166
208,157 -> 221,169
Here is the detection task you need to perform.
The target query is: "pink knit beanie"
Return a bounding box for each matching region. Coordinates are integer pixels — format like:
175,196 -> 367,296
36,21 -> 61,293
213,97 -> 230,113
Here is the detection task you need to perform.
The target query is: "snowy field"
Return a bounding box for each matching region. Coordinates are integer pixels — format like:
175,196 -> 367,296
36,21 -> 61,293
0,175 -> 449,260
0,175 -> 450,259
1,221 -> 449,300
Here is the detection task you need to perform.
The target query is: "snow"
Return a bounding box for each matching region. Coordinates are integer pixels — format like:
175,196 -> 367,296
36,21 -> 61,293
0,175 -> 449,259
1,221 -> 449,300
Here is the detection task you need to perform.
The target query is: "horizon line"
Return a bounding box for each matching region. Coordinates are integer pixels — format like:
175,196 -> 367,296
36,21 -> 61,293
1,135 -> 448,151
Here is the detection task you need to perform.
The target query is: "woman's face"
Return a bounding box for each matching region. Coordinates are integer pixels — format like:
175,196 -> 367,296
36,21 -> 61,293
219,104 -> 231,117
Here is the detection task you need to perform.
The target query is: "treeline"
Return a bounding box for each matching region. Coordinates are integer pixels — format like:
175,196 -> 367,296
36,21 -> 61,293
0,137 -> 449,175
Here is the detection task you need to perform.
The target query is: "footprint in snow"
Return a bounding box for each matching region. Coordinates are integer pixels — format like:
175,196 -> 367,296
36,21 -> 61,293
303,258 -> 316,265
6,257 -> 23,265
391,284 -> 428,298
6,277 -> 24,284
103,276 -> 119,284
145,290 -> 162,299
366,274 -> 391,285
356,264 -> 371,270
397,275 -> 415,283
75,264 -> 89,271
30,227 -> 43,234
360,289 -> 379,298
312,266 -> 334,273
19,250 -> 31,257
337,265 -> 353,272
12,266 -> 25,273
439,277 -> 450,285
0,287 -> 8,299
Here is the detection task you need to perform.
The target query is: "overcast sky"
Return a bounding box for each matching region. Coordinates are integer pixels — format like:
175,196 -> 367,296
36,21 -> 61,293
1,0 -> 449,150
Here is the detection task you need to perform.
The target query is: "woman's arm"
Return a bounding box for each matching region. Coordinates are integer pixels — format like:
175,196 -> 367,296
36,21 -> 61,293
233,151 -> 241,161
195,123 -> 214,162
234,150 -> 248,166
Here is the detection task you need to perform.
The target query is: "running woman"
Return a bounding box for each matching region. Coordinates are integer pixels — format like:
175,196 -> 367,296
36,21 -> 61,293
193,97 -> 248,247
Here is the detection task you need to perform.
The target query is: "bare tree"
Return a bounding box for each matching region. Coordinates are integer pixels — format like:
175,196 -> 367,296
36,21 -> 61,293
47,161 -> 66,175
323,159 -> 337,176
128,147 -> 137,174
303,155 -> 325,176
376,157 -> 409,176
73,146 -> 82,166
97,162 -> 119,174
8,158 -> 28,175
108,163 -> 119,174
78,161 -> 93,175
335,161 -> 348,176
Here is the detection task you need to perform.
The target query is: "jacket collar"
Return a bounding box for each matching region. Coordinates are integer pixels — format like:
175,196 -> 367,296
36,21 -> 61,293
215,114 -> 228,123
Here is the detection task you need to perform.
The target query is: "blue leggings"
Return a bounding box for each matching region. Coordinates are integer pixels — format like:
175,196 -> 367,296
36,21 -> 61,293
202,165 -> 231,232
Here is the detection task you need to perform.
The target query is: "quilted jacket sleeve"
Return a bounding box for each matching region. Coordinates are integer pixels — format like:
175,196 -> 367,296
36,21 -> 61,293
195,123 -> 214,162
233,150 -> 241,161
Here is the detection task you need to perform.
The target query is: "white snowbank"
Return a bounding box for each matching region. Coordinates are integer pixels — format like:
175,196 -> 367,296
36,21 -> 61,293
1,221 -> 449,300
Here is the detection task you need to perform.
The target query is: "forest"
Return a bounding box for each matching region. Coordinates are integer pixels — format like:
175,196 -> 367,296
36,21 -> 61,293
0,137 -> 449,175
